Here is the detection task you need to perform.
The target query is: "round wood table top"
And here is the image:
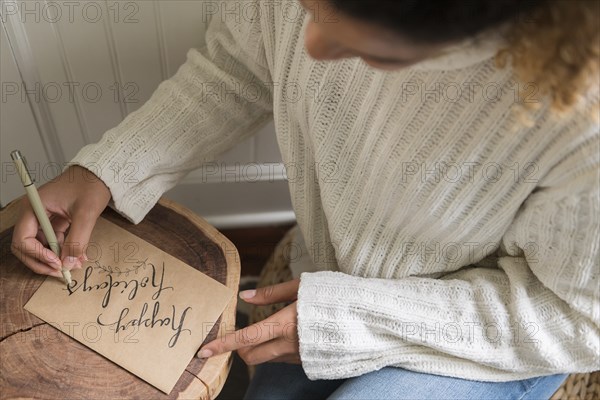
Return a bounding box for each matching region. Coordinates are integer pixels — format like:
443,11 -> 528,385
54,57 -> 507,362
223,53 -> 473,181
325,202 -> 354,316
0,198 -> 240,399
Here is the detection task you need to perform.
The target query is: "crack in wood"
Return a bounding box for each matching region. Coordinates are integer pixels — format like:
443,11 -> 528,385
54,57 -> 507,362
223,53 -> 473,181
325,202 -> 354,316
0,322 -> 46,342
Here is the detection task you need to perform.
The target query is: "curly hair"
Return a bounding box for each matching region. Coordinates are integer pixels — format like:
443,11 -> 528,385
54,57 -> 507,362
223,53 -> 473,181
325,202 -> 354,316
495,0 -> 599,116
330,0 -> 599,117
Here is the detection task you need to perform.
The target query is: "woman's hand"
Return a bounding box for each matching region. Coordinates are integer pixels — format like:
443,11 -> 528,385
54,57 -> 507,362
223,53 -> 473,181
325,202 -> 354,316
197,278 -> 301,365
11,165 -> 111,277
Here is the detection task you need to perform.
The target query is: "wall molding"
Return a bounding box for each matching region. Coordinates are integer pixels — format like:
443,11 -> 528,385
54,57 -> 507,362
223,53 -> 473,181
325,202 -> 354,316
1,13 -> 65,164
205,210 -> 296,229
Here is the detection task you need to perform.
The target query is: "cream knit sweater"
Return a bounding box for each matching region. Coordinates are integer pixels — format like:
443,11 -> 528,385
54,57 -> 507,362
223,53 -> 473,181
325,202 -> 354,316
71,1 -> 600,382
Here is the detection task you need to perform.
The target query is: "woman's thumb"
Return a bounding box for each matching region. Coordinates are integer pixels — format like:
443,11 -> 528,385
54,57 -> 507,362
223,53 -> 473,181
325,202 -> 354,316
61,211 -> 97,270
239,279 -> 300,305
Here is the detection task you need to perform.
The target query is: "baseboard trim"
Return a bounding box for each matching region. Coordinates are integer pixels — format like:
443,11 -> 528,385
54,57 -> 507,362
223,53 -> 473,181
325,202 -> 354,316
205,210 -> 296,229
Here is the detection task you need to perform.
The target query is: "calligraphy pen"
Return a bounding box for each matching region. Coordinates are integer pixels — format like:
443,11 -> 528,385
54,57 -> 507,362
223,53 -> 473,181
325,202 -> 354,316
11,150 -> 72,286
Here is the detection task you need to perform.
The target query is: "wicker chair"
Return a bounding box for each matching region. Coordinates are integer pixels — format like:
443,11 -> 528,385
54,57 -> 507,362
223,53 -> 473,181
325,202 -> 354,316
250,226 -> 599,399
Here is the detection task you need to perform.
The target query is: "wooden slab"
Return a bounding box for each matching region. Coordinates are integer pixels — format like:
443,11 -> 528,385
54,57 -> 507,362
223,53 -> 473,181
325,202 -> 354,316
0,198 -> 240,399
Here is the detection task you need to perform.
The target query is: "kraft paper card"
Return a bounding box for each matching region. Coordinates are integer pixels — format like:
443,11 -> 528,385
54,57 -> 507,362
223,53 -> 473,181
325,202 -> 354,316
24,217 -> 234,394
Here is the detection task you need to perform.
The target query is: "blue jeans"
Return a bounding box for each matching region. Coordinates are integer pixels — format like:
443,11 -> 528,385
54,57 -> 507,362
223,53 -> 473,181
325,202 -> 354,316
243,363 -> 568,400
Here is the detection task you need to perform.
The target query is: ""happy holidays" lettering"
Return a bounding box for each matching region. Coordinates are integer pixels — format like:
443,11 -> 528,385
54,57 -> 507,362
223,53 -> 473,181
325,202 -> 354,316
66,261 -> 173,308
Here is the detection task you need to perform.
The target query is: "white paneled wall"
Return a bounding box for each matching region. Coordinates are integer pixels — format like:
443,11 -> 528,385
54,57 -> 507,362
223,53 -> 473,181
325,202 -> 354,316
0,0 -> 293,228
1,20 -> 52,201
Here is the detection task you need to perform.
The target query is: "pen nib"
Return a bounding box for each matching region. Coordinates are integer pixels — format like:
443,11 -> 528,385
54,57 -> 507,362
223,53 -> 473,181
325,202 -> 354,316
62,269 -> 72,286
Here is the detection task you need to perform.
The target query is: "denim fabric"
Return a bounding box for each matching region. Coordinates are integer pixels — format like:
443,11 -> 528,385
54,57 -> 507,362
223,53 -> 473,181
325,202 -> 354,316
244,363 -> 568,400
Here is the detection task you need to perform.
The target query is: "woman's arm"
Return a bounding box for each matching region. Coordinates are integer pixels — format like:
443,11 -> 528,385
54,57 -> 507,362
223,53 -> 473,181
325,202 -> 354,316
296,126 -> 600,381
70,0 -> 273,223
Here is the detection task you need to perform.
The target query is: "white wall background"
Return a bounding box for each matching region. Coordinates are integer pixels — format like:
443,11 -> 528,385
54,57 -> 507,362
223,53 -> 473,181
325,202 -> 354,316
0,0 -> 294,228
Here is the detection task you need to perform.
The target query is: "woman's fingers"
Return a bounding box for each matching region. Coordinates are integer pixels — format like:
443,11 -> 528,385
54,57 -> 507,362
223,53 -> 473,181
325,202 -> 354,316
12,207 -> 62,271
239,278 -> 300,305
11,237 -> 62,270
237,337 -> 299,365
198,318 -> 280,358
17,251 -> 63,278
50,215 -> 70,246
60,207 -> 98,270
36,214 -> 69,246
36,228 -> 48,247
11,166 -> 111,276
197,303 -> 297,358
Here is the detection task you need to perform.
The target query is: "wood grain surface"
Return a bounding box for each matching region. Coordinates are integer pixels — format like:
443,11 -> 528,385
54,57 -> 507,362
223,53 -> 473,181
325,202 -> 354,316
0,198 -> 240,399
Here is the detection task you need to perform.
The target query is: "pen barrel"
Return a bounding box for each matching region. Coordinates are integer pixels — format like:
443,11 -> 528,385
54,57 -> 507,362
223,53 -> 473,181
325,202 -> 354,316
12,154 -> 61,258
13,157 -> 33,186
23,185 -> 61,258
12,151 -> 71,285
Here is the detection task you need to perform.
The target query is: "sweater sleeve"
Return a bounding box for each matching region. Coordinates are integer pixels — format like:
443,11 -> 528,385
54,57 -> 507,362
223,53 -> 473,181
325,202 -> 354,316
296,128 -> 600,381
69,1 -> 273,223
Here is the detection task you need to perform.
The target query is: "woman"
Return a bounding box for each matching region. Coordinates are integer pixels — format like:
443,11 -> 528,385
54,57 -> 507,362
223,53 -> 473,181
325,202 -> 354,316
12,0 -> 598,398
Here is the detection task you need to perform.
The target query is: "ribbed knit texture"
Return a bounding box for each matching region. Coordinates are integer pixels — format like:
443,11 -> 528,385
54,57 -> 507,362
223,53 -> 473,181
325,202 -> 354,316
71,0 -> 599,382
